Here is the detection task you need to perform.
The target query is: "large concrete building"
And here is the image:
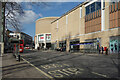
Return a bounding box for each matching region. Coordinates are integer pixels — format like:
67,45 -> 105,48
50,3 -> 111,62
51,0 -> 120,53
35,17 -> 59,49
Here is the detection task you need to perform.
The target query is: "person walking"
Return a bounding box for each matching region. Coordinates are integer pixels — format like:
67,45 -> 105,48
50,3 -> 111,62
105,47 -> 108,55
101,46 -> 104,54
99,46 -> 101,54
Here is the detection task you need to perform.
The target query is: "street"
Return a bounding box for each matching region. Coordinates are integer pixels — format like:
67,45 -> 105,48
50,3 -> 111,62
2,50 -> 119,80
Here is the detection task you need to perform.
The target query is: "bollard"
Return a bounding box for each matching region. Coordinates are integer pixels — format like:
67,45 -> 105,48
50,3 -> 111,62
18,55 -> 20,62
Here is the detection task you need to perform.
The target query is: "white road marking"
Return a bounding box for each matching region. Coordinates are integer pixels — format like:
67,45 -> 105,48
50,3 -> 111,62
22,57 -> 108,78
22,57 -> 54,79
92,72 -> 108,78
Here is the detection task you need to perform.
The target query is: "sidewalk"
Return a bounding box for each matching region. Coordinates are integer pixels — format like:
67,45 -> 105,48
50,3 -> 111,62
2,53 -> 48,79
41,49 -> 119,58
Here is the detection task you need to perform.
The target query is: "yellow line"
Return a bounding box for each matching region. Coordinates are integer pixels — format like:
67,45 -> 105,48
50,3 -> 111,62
92,72 -> 108,78
22,57 -> 54,79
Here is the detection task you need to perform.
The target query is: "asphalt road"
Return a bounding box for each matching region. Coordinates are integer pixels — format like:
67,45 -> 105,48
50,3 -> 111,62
21,50 -> 119,79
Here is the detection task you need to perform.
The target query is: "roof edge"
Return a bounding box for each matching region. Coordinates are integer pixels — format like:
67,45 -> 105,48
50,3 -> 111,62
51,1 -> 89,24
36,17 -> 59,22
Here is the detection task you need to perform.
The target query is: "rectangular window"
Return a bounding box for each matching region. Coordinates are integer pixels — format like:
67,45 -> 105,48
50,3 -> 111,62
86,5 -> 90,15
91,2 -> 95,12
103,2 -> 105,8
113,3 -> 115,11
98,10 -> 99,16
96,2 -> 101,10
111,5 -> 112,12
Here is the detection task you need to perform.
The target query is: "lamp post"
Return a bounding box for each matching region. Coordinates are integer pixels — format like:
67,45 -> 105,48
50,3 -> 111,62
0,2 -> 6,56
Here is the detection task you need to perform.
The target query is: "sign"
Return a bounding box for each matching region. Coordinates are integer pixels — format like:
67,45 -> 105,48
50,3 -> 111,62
38,34 -> 44,42
46,34 -> 51,42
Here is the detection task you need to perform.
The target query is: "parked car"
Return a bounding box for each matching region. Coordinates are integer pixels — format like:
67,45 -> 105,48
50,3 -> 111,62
25,45 -> 30,49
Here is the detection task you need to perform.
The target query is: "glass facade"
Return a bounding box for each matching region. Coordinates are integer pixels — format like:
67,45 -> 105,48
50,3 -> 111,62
110,36 -> 120,53
86,2 -> 101,15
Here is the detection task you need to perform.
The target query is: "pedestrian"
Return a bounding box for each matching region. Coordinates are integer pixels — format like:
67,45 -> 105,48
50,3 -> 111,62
99,47 -> 101,54
101,46 -> 104,54
105,48 -> 108,55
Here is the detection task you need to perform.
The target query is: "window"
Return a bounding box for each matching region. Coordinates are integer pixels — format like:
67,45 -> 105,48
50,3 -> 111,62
110,4 -> 112,12
86,5 -> 90,15
103,2 -> 105,8
86,2 -> 101,15
20,40 -> 23,44
17,35 -> 19,39
91,3 -> 95,12
96,2 -> 101,10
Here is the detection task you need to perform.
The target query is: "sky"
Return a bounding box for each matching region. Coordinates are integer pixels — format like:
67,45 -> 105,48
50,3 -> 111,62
18,2 -> 83,40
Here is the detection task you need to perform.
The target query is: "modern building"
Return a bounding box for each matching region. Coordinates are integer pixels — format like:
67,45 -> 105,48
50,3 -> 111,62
35,17 -> 59,49
51,0 -> 120,53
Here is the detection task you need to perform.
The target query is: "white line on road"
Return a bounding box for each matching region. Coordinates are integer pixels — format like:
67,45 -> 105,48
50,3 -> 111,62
21,57 -> 54,79
91,72 -> 108,78
22,58 -> 108,78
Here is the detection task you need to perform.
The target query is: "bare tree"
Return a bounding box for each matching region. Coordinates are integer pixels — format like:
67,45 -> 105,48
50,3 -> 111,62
4,2 -> 24,32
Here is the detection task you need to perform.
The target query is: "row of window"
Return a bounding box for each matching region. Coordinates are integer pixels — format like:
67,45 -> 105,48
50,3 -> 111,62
86,2 -> 101,15
85,9 -> 101,22
109,2 -> 120,13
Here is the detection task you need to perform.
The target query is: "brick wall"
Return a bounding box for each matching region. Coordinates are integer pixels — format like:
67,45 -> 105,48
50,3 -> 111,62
85,9 -> 101,33
109,2 -> 120,29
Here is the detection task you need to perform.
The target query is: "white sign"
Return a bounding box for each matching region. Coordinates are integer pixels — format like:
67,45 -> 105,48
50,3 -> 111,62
38,34 -> 44,42
46,34 -> 51,42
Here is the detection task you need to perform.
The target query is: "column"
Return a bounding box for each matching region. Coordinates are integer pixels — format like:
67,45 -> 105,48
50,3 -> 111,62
101,0 -> 105,31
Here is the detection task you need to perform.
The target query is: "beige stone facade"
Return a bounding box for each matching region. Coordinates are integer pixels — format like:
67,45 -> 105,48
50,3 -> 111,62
51,0 -> 120,53
35,17 -> 58,49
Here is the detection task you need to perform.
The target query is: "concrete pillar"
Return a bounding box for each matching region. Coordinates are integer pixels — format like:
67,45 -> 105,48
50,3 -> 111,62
44,34 -> 46,49
35,35 -> 38,49
66,38 -> 70,52
101,0 -> 105,31
57,40 -> 59,49
101,34 -> 109,48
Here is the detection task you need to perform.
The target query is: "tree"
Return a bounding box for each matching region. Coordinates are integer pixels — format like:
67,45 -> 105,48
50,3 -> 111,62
2,2 -> 24,41
3,2 -> 24,32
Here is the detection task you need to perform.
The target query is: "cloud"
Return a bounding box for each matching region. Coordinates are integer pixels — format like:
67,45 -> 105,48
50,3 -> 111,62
20,10 -> 38,24
26,4 -> 33,9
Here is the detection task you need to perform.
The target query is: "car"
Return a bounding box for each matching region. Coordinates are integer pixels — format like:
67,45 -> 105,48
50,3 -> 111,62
25,45 -> 30,49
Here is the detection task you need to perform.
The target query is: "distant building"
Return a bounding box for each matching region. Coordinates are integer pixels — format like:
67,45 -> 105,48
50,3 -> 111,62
35,17 -> 59,49
8,31 -> 33,47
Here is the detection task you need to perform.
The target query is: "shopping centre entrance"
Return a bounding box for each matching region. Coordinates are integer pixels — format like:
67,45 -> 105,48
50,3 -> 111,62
70,39 -> 80,52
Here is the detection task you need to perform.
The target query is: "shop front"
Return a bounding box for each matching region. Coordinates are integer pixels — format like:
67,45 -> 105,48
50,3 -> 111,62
82,38 -> 101,53
46,34 -> 51,49
70,39 -> 80,52
38,34 -> 45,49
59,40 -> 66,51
110,36 -> 120,53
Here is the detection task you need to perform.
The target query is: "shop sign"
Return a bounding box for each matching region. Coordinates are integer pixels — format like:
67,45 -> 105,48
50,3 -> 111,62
46,34 -> 51,42
38,34 -> 44,42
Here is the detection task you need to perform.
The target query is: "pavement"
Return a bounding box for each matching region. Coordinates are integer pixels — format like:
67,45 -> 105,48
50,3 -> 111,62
1,50 -> 120,80
2,53 -> 48,79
